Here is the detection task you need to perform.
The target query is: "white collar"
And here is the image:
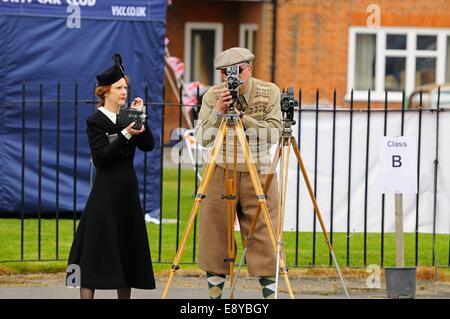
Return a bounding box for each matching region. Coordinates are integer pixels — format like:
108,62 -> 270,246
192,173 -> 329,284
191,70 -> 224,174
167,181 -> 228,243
98,107 -> 117,124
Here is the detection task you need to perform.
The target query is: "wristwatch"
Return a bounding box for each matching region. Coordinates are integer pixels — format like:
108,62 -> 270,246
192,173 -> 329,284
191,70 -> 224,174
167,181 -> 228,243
238,111 -> 245,119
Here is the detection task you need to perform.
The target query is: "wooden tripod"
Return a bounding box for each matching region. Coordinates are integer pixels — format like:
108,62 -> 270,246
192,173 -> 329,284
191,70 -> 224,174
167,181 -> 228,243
229,120 -> 350,299
161,114 -> 295,299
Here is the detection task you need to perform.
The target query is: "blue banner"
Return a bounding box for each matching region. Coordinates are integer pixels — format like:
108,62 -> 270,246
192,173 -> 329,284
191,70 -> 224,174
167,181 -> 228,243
0,0 -> 166,21
0,1 -> 167,217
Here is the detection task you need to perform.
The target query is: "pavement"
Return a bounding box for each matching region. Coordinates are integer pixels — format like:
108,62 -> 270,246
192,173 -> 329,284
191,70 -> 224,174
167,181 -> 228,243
1,272 -> 450,299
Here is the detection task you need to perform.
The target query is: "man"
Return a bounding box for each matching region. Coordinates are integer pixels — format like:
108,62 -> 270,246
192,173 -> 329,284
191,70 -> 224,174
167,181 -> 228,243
195,47 -> 283,299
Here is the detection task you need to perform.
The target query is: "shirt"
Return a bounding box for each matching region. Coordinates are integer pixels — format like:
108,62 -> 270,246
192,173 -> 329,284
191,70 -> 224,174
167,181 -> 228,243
98,106 -> 132,140
195,77 -> 282,172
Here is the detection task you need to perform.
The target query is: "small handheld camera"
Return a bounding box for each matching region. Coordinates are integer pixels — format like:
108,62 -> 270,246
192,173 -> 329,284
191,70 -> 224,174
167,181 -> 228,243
280,87 -> 298,125
117,105 -> 147,130
226,65 -> 243,112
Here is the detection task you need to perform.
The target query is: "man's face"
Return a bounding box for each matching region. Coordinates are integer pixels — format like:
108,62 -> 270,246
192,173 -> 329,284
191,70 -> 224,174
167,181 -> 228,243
238,63 -> 252,84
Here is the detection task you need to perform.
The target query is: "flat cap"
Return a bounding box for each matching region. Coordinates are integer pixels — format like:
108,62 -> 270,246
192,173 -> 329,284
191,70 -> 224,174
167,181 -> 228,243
214,47 -> 255,70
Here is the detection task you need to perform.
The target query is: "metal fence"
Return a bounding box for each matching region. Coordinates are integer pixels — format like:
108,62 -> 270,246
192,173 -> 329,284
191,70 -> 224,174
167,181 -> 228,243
288,89 -> 449,268
1,83 -> 449,269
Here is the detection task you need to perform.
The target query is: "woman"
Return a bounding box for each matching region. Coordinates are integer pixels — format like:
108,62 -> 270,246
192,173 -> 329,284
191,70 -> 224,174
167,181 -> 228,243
67,53 -> 155,299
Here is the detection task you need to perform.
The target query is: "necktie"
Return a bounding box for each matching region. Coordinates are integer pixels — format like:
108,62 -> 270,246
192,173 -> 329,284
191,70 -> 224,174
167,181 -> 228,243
236,95 -> 247,112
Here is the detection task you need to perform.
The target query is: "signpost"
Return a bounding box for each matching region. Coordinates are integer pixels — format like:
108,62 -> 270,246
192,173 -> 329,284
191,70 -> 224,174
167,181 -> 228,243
379,136 -> 418,298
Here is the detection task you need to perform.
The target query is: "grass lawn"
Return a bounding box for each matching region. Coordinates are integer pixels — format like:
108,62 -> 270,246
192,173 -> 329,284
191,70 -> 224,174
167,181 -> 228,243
1,168 -> 449,274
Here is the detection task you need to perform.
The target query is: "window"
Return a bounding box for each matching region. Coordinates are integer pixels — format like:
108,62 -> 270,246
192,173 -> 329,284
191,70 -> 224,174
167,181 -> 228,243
385,57 -> 406,91
386,34 -> 406,50
348,28 -> 450,101
417,35 -> 437,50
415,57 -> 436,86
240,24 -> 257,53
354,34 -> 376,90
184,23 -> 223,85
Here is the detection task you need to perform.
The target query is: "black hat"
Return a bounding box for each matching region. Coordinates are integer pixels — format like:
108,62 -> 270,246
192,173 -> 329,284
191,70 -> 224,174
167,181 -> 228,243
96,53 -> 125,86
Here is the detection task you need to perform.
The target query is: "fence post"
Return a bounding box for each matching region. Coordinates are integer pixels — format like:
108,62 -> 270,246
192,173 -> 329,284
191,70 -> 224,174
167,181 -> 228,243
381,90 -> 388,267
295,88 -> 302,266
329,89 -> 337,266
38,82 -> 43,260
143,84 -> 149,217
346,89 -> 354,266
56,81 -> 61,260
73,81 -> 78,237
312,89 -> 319,265
176,85 -> 183,252
20,81 -> 26,261
363,89 -> 371,266
192,84 -> 200,262
158,86 -> 166,262
432,87 -> 441,280
415,90 -> 423,267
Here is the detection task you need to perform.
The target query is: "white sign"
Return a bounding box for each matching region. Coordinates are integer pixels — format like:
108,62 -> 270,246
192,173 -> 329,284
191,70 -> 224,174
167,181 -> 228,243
379,137 -> 418,194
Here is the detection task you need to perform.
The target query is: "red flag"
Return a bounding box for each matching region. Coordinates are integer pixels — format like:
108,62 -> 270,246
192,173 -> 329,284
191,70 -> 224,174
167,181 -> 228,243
165,56 -> 185,80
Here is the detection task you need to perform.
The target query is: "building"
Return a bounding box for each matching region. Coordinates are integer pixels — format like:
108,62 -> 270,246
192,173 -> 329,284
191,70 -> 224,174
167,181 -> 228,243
163,0 -> 450,143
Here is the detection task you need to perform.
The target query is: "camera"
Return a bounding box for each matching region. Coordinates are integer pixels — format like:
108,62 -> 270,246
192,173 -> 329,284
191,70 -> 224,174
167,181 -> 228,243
117,105 -> 147,130
280,87 -> 298,125
226,65 -> 243,110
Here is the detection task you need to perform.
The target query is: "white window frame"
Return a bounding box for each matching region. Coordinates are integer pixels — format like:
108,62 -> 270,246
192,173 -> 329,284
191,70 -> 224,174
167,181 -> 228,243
184,22 -> 223,85
239,23 -> 258,52
347,27 -> 450,102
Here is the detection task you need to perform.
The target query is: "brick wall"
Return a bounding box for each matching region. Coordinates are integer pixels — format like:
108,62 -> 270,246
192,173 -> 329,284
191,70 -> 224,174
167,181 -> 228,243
272,0 -> 450,108
164,0 -> 262,144
163,0 -> 450,142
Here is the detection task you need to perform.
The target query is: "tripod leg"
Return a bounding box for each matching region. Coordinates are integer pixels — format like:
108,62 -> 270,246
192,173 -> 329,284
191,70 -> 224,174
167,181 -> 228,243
290,138 -> 350,299
224,130 -> 238,299
229,141 -> 282,298
275,138 -> 292,299
161,120 -> 227,299
274,140 -> 285,298
242,140 -> 282,246
234,120 -> 295,299
226,176 -> 236,298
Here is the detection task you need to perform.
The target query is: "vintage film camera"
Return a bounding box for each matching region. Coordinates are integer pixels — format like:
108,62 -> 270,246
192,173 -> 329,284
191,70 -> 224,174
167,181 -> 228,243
280,87 -> 298,125
118,104 -> 147,130
226,65 -> 243,112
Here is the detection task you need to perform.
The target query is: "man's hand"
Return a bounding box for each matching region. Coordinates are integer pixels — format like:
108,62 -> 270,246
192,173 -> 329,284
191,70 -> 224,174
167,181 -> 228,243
215,88 -> 232,114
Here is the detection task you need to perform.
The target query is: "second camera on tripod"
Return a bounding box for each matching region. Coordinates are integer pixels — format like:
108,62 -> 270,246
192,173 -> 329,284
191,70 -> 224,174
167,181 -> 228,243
280,87 -> 298,125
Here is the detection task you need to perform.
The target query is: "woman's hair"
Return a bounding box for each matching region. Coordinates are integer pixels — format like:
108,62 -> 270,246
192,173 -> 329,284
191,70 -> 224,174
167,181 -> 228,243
95,75 -> 129,107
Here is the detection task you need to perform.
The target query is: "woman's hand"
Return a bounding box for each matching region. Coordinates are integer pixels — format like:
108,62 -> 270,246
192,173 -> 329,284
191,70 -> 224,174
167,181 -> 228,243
130,97 -> 144,110
126,121 -> 145,135
127,97 -> 146,133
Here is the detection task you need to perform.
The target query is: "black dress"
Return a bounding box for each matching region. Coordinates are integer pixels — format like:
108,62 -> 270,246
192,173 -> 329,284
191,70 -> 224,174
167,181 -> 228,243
67,109 -> 156,290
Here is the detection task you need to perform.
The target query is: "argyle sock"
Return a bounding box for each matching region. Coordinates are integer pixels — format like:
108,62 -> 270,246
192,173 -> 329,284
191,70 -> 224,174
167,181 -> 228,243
206,272 -> 226,299
259,277 -> 276,299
